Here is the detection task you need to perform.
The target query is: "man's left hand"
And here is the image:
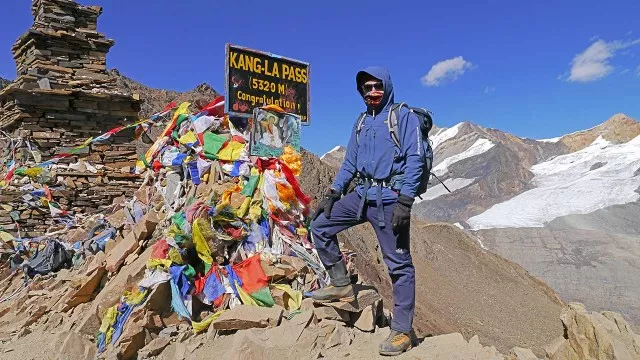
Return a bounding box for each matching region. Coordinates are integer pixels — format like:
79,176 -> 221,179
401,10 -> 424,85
391,194 -> 414,233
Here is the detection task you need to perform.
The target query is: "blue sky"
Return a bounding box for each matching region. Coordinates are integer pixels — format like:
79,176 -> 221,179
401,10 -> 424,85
1,0 -> 639,155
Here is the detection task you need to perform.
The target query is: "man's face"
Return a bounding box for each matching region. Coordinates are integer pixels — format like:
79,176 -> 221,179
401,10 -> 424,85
361,78 -> 384,108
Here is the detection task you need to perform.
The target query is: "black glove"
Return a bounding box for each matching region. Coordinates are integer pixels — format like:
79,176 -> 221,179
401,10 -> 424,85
313,188 -> 341,220
391,194 -> 414,233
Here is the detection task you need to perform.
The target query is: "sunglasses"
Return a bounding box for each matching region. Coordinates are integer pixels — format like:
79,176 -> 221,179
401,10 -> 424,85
362,82 -> 383,93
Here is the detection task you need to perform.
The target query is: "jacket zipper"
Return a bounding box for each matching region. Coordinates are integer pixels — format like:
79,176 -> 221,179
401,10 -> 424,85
371,110 -> 376,165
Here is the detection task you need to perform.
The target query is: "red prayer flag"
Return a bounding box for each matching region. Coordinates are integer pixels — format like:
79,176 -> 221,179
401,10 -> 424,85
159,102 -> 177,116
232,254 -> 269,294
200,96 -> 225,117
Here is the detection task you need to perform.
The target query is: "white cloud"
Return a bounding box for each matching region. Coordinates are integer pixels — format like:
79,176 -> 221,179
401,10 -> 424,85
422,56 -> 473,87
484,86 -> 495,93
565,38 -> 640,82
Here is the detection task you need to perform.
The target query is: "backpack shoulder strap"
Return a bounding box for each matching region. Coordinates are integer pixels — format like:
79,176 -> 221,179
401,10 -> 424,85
387,103 -> 407,148
355,112 -> 367,145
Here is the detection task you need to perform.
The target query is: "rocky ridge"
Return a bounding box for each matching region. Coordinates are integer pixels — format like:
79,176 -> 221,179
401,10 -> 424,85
558,113 -> 640,152
108,69 -> 219,119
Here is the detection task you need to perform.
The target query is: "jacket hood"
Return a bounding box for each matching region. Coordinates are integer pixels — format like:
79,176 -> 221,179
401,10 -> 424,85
356,66 -> 394,112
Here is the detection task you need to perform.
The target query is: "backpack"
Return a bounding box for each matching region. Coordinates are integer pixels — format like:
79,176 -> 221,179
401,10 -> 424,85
22,239 -> 73,278
356,103 -> 450,198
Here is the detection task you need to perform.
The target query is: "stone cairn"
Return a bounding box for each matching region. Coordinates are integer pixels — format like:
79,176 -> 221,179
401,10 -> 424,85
0,0 -> 143,237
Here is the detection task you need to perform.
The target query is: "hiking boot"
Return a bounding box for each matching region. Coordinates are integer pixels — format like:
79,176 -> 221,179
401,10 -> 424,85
379,330 -> 412,356
310,284 -> 355,303
311,259 -> 355,303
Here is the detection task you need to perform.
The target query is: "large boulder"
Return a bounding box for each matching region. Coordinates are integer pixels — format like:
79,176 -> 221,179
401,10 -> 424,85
212,305 -> 284,331
56,331 -> 97,360
548,303 -> 640,360
105,210 -> 160,273
75,246 -> 153,335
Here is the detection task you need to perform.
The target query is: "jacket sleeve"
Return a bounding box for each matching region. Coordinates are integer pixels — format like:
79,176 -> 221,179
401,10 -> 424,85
399,110 -> 425,198
331,120 -> 359,193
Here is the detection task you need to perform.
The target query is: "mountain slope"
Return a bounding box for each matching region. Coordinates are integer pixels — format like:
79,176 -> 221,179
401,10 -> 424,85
547,201 -> 640,236
476,224 -> 640,325
426,114 -> 640,325
342,222 -> 563,354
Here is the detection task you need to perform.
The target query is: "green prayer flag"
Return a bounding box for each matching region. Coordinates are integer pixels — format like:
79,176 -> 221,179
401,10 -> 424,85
203,132 -> 227,159
250,287 -> 275,307
171,114 -> 190,140
182,264 -> 196,279
240,175 -> 259,197
172,212 -> 189,233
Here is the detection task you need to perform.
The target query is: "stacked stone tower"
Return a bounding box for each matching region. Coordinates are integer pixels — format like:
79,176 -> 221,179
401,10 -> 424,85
0,0 -> 144,236
11,0 -> 119,92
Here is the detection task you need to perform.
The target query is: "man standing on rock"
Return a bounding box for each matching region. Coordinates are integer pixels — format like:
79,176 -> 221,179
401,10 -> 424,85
310,66 -> 424,356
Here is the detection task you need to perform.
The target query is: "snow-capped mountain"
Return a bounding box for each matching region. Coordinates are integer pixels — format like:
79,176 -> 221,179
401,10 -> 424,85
320,113 -> 640,324
412,113 -> 640,226
467,135 -> 640,229
319,145 -> 346,169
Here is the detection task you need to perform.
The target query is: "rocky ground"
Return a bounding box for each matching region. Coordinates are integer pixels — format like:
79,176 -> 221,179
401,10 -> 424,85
0,282 -> 638,360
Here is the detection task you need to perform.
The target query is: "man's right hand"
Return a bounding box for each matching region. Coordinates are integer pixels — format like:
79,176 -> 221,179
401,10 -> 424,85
312,188 -> 341,220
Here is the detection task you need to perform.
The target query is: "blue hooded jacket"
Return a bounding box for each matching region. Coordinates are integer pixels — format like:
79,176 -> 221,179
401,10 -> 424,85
332,66 -> 425,204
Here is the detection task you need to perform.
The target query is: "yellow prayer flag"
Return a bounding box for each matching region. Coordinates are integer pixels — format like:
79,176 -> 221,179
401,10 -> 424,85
217,141 -> 245,161
235,197 -> 251,218
271,284 -> 302,311
192,218 -> 214,265
192,310 -> 225,334
178,131 -> 198,145
236,281 -> 259,306
147,258 -> 172,270
172,102 -> 191,120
